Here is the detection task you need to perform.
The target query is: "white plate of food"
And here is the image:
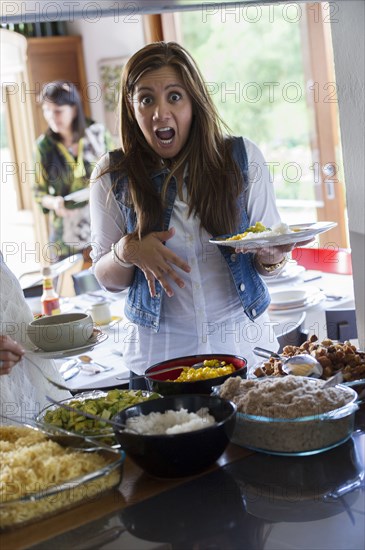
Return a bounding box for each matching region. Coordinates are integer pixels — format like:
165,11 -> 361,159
209,221 -> 337,249
26,330 -> 108,358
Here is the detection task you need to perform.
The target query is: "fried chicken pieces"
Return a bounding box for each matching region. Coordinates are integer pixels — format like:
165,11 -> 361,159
254,334 -> 365,381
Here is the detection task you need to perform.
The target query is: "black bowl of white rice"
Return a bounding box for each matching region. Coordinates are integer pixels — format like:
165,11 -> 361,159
113,394 -> 237,478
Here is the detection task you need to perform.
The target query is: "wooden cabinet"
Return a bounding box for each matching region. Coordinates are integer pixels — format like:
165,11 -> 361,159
26,35 -> 90,138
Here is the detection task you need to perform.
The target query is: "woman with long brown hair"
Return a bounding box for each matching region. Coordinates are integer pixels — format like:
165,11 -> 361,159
34,80 -> 114,262
90,42 -> 294,386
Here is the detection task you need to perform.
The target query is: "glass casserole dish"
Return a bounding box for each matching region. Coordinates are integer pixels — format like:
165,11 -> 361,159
0,424 -> 125,530
213,378 -> 359,455
36,389 -> 161,446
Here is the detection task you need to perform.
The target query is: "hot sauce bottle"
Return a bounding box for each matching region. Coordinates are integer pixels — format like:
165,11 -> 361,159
41,266 -> 61,315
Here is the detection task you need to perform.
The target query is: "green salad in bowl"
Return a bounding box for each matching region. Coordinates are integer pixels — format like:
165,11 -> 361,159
36,389 -> 161,446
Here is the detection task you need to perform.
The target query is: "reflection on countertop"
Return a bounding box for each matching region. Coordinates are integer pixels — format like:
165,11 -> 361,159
29,431 -> 365,550
119,434 -> 365,550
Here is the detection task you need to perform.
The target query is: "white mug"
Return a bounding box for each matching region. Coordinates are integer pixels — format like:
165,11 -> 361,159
86,300 -> 112,325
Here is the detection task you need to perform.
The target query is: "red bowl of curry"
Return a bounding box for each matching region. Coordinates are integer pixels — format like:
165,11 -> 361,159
144,354 -> 247,396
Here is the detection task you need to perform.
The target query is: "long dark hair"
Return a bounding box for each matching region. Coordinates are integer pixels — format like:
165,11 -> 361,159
110,41 -> 243,238
39,80 -> 86,142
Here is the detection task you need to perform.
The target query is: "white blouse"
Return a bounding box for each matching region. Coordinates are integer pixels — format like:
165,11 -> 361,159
90,138 -> 281,374
0,254 -> 71,422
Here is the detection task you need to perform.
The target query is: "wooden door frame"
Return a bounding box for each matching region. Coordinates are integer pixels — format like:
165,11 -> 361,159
26,35 -> 91,138
143,13 -> 182,43
1,29 -> 48,253
300,3 -> 347,248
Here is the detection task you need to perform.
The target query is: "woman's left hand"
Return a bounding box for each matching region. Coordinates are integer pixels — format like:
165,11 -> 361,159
235,238 -> 315,271
251,243 -> 294,266
235,238 -> 315,264
235,243 -> 292,262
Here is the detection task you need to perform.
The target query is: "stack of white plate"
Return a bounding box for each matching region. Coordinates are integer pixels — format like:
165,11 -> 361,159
269,287 -> 324,313
265,262 -> 305,285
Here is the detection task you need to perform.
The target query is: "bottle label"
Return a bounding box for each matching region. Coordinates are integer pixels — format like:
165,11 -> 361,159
42,298 -> 61,316
43,278 -> 54,290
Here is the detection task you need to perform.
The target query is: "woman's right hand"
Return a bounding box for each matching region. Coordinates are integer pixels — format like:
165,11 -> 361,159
119,227 -> 191,298
0,335 -> 24,375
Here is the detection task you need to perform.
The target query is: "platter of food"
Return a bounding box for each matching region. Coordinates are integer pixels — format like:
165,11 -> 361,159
209,221 -> 337,249
248,335 -> 365,387
0,424 -> 124,530
215,375 -> 358,455
113,394 -> 237,478
144,354 -> 247,395
36,389 -> 161,445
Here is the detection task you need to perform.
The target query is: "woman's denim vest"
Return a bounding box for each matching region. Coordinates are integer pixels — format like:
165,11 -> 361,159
110,137 -> 270,332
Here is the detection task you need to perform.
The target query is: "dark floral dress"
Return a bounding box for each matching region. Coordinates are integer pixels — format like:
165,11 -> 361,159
33,120 -> 114,259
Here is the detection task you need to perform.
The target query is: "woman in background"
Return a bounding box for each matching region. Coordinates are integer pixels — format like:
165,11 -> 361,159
34,80 -> 114,263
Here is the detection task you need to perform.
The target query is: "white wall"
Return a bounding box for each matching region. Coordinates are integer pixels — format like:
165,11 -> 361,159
331,1 -> 365,348
67,16 -> 145,134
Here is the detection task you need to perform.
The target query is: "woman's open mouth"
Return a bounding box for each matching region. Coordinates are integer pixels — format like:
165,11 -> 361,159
155,127 -> 175,145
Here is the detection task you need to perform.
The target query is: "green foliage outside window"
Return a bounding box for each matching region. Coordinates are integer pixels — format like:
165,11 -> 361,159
180,6 -> 316,205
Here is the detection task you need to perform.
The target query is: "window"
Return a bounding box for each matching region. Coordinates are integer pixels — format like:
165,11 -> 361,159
158,3 -> 348,248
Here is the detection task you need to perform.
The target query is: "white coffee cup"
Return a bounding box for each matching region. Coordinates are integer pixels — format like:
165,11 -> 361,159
86,300 -> 112,325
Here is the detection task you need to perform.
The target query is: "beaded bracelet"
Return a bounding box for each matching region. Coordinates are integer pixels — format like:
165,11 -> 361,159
110,243 -> 133,268
257,255 -> 288,273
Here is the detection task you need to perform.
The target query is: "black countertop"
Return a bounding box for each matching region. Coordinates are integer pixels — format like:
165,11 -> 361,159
29,425 -> 365,550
